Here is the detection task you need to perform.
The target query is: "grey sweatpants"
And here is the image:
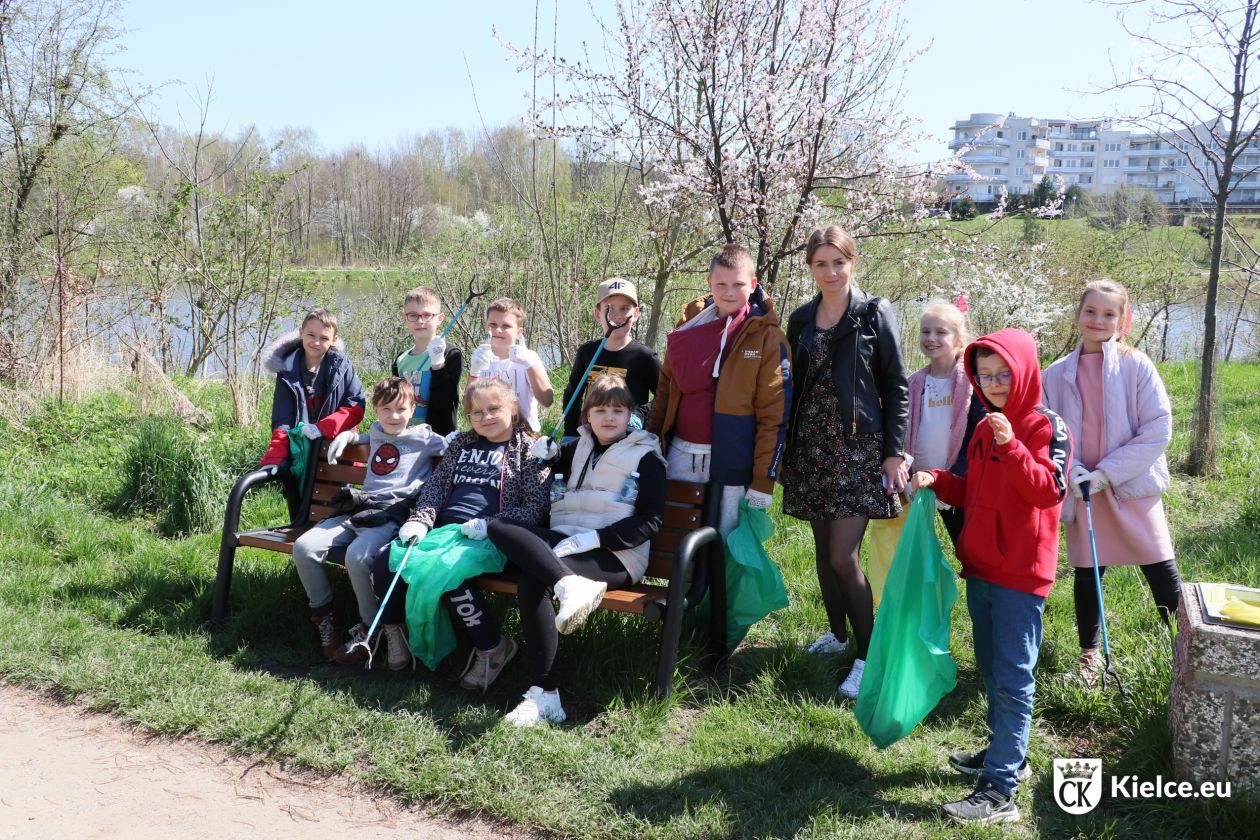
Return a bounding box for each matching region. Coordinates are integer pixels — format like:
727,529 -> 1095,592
291,514 -> 396,625
665,438 -> 745,537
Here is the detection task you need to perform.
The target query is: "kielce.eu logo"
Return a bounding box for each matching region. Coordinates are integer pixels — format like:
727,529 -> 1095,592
1054,758 -> 1103,814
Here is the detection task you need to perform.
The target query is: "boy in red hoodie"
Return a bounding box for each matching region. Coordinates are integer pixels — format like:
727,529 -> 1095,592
911,328 -> 1071,825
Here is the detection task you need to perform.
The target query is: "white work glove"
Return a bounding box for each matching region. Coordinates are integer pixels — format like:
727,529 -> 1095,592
398,521 -> 428,543
469,342 -> 495,377
427,335 -> 447,370
1081,468 -> 1109,498
1069,464 -> 1090,498
299,423 -> 323,440
327,430 -> 357,463
443,429 -> 461,446
260,463 -> 280,477
744,488 -> 774,509
460,518 -> 488,540
508,343 -> 541,369
554,531 -> 600,558
530,437 -> 560,461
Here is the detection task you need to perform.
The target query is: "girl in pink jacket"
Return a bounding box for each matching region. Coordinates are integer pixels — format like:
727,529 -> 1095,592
1042,279 -> 1181,679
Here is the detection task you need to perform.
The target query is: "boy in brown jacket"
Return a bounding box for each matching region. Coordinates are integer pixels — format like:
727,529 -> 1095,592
648,244 -> 792,534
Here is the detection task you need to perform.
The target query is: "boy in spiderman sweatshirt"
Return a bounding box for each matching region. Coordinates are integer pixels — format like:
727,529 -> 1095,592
911,328 -> 1071,826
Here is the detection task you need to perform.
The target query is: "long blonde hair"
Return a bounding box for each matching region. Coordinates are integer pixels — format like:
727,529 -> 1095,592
1077,278 -> 1133,352
921,299 -> 973,361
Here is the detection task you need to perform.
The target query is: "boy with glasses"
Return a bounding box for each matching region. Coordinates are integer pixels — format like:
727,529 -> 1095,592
393,286 -> 463,436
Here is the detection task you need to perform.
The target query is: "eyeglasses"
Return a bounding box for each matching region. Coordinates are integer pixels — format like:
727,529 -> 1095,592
405,312 -> 440,323
468,405 -> 508,422
976,371 -> 1013,388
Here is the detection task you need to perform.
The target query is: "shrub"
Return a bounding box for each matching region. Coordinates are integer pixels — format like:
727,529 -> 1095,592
113,417 -> 230,537
950,196 -> 977,220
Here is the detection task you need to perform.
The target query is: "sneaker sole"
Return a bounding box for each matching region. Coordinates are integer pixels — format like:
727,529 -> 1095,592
943,805 -> 1021,825
555,585 -> 607,635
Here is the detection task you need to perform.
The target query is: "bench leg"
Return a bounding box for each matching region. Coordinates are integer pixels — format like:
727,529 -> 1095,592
656,592 -> 686,699
210,537 -> 237,629
705,538 -> 729,674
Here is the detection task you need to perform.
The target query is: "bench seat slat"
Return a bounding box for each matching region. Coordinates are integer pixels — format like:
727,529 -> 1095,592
467,574 -> 667,615
237,527 -> 303,554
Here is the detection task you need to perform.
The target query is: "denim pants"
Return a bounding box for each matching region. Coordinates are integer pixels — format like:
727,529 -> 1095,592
965,576 -> 1045,797
291,514 -> 397,626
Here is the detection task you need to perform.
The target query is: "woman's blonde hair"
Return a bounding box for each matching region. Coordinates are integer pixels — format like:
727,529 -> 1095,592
462,377 -> 523,430
580,373 -> 636,426
921,299 -> 973,361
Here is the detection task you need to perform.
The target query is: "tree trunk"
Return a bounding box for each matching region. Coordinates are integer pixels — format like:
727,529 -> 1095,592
1184,194 -> 1226,476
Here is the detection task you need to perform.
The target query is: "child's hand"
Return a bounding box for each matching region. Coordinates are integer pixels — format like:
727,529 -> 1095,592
469,342 -> 494,377
509,344 -> 541,369
398,521 -> 428,543
300,423 -> 324,441
327,430 -> 357,464
986,412 -> 1013,445
530,437 -> 560,461
460,518 -> 488,540
427,335 -> 447,370
744,488 -> 774,509
910,471 -> 935,492
554,531 -> 599,558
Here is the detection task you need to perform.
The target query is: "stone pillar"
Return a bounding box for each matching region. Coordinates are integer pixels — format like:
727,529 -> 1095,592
1169,583 -> 1260,799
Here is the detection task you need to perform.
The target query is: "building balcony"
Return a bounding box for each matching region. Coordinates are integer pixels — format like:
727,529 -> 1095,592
1125,163 -> 1180,172
944,173 -> 974,183
1052,149 -> 1099,156
1027,138 -> 1050,150
1128,146 -> 1181,155
961,153 -> 1008,164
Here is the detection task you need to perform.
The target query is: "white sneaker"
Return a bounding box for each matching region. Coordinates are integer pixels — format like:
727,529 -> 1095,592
838,658 -> 866,699
382,623 -> 414,672
554,575 -> 607,635
504,686 -> 567,727
805,631 -> 850,655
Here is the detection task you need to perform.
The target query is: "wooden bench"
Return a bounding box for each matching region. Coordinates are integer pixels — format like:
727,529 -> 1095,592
211,440 -> 728,697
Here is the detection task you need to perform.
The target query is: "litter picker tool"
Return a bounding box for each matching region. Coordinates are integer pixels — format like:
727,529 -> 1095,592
1079,480 -> 1126,697
549,304 -> 631,443
346,535 -> 419,668
440,278 -> 489,339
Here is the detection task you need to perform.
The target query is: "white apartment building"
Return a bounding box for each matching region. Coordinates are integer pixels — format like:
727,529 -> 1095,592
944,112 -> 1260,207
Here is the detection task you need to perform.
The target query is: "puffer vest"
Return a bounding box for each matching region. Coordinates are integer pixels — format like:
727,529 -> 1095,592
549,427 -> 663,580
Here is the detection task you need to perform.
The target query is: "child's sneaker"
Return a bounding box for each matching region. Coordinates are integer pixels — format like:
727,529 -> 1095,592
948,748 -> 1032,781
554,575 -> 607,635
504,686 -> 567,727
310,612 -> 339,661
332,623 -> 377,666
837,658 -> 866,699
459,635 -> 518,692
382,623 -> 414,672
941,779 -> 1020,824
805,631 -> 849,655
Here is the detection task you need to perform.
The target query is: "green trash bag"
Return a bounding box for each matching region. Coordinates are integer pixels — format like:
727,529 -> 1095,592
389,525 -> 507,670
288,423 -> 315,478
855,489 -> 958,749
725,499 -> 790,651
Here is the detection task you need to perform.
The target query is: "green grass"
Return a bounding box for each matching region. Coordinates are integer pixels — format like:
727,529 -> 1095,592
0,366 -> 1257,837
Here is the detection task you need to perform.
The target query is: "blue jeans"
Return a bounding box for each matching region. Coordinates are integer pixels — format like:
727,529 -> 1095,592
965,577 -> 1045,797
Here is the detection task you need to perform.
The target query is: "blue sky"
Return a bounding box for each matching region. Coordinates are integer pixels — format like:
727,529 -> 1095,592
116,0 -> 1154,162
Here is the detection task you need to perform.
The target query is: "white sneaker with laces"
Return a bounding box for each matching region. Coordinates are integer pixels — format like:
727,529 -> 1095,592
382,623 -> 414,672
805,631 -> 849,655
504,686 -> 567,727
554,575 -> 607,635
838,658 -> 866,699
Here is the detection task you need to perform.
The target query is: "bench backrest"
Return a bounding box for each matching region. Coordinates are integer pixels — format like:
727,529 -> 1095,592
300,440 -> 709,582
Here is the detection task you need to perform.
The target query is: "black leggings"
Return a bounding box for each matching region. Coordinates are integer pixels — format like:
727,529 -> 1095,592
812,516 -> 874,659
1073,560 -> 1181,650
487,519 -> 631,690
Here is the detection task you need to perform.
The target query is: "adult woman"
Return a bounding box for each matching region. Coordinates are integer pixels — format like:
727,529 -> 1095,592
783,225 -> 909,699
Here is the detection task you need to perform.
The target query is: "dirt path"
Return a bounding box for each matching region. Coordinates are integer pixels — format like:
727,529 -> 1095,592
0,683 -> 525,840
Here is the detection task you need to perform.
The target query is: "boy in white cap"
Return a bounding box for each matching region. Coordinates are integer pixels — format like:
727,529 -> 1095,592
560,278 -> 661,439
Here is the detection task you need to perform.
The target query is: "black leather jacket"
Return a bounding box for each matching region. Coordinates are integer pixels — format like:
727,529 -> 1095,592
785,288 -> 909,460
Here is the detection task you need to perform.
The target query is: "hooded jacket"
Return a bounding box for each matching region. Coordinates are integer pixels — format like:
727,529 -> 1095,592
928,329 -> 1072,598
1042,338 -> 1172,524
258,330 -> 366,467
785,288 -> 909,460
647,285 -> 791,494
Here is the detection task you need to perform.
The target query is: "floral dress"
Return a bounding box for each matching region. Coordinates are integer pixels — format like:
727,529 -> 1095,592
782,323 -> 900,521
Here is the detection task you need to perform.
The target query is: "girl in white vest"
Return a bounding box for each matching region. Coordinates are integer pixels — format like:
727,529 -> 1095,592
487,374 -> 667,727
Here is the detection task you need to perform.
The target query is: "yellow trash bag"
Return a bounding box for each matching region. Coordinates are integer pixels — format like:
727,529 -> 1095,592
865,501 -> 908,607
